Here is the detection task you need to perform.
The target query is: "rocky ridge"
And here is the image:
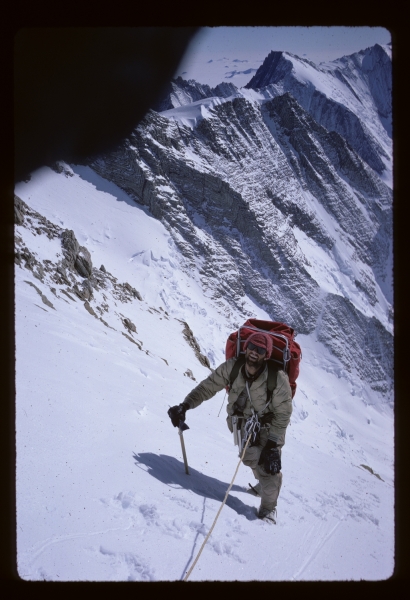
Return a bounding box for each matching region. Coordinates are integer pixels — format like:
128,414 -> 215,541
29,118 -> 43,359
14,194 -> 210,369
87,78 -> 393,395
245,45 -> 392,176
153,76 -> 239,111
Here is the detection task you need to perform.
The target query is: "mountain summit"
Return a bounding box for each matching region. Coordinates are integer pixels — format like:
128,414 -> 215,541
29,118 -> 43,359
244,45 -> 391,176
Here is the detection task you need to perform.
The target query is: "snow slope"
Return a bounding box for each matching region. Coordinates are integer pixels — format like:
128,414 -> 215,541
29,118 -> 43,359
15,166 -> 394,581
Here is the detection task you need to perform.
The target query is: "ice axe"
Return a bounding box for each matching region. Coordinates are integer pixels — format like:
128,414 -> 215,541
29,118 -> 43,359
178,420 -> 190,475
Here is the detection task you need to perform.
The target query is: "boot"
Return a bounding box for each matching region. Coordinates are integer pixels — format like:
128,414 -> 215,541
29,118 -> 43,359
257,506 -> 277,524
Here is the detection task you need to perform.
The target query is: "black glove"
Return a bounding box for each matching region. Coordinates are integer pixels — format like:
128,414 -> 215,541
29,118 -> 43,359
258,439 -> 281,475
168,402 -> 189,427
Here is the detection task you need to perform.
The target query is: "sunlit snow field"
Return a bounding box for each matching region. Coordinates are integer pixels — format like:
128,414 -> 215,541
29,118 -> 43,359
14,166 -> 394,581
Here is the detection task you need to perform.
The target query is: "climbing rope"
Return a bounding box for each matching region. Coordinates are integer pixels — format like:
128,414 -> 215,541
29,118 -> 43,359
183,429 -> 253,582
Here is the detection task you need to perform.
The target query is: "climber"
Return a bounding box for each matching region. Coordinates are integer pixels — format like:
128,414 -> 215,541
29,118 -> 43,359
168,332 -> 293,524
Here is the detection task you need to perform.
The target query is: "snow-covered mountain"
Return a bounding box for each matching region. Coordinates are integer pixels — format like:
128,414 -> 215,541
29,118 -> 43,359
88,43 -> 393,398
158,44 -> 391,180
153,76 -> 239,112
245,44 -> 392,177
14,43 -> 394,581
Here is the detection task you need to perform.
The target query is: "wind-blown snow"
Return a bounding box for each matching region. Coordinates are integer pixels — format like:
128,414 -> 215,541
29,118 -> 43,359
15,165 -> 394,581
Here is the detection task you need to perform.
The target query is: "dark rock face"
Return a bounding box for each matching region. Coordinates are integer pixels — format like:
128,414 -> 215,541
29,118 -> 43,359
245,50 -> 294,88
14,195 -> 26,225
61,229 -> 93,278
122,317 -> 137,333
75,248 -> 93,278
61,230 -> 80,265
88,83 -> 392,394
178,320 -> 211,369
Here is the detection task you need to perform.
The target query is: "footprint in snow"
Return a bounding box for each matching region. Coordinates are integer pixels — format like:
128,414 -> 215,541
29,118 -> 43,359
98,546 -> 154,581
101,491 -> 142,513
139,504 -> 159,524
139,504 -> 195,540
166,495 -> 199,512
186,520 -> 243,560
209,539 -> 245,563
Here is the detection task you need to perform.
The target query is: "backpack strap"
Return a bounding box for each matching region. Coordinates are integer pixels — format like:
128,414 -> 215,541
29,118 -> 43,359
266,360 -> 279,403
228,355 -> 246,391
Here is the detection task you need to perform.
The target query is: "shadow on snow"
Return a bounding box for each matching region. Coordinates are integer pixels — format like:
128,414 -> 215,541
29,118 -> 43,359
133,452 -> 258,521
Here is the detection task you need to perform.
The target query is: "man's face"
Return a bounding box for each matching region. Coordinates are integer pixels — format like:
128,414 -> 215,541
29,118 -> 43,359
245,342 -> 267,368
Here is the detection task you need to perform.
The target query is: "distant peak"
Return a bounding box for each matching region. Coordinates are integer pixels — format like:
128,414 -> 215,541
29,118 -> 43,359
245,50 -> 291,90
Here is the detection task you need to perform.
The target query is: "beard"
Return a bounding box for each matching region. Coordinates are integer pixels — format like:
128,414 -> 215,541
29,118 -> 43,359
245,352 -> 266,370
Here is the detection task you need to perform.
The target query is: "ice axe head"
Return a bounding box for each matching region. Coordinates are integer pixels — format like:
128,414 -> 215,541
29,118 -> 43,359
179,420 -> 189,432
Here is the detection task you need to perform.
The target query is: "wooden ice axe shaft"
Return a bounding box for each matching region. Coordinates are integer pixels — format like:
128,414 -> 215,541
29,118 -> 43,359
178,423 -> 189,475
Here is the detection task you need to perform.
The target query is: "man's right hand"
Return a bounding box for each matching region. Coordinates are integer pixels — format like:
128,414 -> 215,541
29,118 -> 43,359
168,403 -> 189,427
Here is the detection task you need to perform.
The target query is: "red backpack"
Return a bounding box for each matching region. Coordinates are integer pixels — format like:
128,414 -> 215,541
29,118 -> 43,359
225,318 -> 302,398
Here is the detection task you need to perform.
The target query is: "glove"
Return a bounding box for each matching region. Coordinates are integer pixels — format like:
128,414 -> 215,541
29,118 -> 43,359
168,402 -> 189,427
258,439 -> 281,475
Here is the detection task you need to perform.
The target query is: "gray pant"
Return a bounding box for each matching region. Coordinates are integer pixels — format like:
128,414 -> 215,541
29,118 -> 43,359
242,428 -> 283,511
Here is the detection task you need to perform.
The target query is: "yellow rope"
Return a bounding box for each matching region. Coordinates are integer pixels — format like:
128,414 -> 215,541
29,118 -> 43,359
183,432 -> 252,582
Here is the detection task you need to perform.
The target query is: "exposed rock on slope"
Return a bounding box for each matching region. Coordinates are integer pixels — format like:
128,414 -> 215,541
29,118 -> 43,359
178,320 -> 211,369
14,194 -> 209,373
87,85 -> 392,394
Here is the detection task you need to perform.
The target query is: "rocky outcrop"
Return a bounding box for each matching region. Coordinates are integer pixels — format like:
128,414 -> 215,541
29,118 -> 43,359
61,229 -> 93,278
15,194 -> 215,370
178,320 -> 211,369
15,196 -> 144,320
24,280 -> 55,310
14,194 -> 25,225
122,317 -> 137,334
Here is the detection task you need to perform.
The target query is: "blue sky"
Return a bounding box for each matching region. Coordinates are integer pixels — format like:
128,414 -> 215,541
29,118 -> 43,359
174,26 -> 391,87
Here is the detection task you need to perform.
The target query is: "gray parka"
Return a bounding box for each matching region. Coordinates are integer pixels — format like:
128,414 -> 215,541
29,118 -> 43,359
183,358 -> 293,447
